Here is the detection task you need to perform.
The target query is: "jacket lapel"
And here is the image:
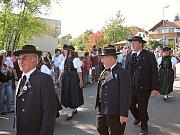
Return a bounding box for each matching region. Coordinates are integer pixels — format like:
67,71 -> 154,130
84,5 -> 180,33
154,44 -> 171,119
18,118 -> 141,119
103,64 -> 119,85
17,69 -> 38,97
135,49 -> 145,68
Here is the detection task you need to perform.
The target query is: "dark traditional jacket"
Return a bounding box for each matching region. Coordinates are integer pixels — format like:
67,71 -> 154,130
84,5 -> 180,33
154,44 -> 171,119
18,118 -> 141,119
15,69 -> 57,135
125,49 -> 159,92
95,64 -> 132,117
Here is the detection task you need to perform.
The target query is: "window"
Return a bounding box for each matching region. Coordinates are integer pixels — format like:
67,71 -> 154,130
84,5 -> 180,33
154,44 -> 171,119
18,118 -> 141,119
169,28 -> 174,33
158,29 -> 162,34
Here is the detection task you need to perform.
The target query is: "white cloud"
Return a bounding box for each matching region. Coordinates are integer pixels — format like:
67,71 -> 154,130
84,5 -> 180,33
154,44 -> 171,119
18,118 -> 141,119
47,0 -> 180,37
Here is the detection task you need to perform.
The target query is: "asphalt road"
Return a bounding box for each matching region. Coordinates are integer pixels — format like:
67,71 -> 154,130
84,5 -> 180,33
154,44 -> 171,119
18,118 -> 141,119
0,64 -> 180,135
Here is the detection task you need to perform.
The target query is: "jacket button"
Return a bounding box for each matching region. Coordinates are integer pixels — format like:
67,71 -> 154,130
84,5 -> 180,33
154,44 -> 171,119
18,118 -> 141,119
22,98 -> 25,102
104,101 -> 107,104
105,86 -> 107,89
105,93 -> 107,96
22,109 -> 25,112
141,86 -> 143,89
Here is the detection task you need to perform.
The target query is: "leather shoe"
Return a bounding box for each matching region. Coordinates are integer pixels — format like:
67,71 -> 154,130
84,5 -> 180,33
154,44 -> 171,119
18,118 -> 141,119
66,115 -> 73,121
139,128 -> 148,135
133,119 -> 140,125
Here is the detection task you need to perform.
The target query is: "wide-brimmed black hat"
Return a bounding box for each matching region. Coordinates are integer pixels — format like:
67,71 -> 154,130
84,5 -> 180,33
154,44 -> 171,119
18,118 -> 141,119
128,36 -> 146,44
68,45 -> 75,51
100,45 -> 121,56
13,45 -> 42,56
162,47 -> 171,52
63,44 -> 68,50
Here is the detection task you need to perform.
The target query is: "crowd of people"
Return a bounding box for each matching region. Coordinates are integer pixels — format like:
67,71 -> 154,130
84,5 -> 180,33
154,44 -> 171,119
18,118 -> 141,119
0,35 -> 179,135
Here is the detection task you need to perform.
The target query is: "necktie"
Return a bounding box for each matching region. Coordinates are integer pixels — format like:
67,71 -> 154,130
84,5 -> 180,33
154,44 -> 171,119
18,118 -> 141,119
17,75 -> 27,96
131,53 -> 137,86
132,53 -> 137,65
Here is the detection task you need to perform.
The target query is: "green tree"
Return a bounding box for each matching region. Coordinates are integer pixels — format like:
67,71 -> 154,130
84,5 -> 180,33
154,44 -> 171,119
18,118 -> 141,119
103,11 -> 130,44
58,34 -> 73,48
0,0 -> 60,51
174,13 -> 180,21
74,30 -> 93,51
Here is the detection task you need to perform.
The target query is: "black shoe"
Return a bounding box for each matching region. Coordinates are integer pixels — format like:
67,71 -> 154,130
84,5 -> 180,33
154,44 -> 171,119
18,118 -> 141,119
73,109 -> 77,114
0,112 -> 7,115
139,128 -> 148,135
66,115 -> 73,121
163,97 -> 167,101
133,119 -> 140,125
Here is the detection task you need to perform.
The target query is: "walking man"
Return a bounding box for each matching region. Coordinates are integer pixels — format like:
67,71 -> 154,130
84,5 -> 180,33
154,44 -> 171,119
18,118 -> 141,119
95,45 -> 131,135
125,36 -> 159,135
13,45 -> 57,135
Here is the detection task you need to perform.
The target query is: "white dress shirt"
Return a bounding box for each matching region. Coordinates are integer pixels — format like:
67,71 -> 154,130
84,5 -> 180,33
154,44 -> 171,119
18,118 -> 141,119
59,57 -> 83,73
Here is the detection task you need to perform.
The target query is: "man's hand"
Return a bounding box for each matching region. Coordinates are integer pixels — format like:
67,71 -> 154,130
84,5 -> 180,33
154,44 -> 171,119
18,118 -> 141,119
120,116 -> 128,124
151,90 -> 160,96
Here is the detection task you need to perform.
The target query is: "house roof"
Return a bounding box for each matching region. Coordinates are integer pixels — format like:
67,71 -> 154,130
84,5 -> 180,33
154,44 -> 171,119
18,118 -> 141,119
129,26 -> 146,35
149,20 -> 180,31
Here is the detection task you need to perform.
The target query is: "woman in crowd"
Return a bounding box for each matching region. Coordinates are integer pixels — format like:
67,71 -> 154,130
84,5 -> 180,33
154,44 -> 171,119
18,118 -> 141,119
0,55 -> 14,115
58,45 -> 84,121
82,52 -> 91,87
157,47 -> 178,101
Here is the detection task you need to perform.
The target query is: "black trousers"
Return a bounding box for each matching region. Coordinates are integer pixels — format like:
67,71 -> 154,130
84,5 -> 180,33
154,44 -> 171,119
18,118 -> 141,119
130,89 -> 151,129
96,112 -> 126,135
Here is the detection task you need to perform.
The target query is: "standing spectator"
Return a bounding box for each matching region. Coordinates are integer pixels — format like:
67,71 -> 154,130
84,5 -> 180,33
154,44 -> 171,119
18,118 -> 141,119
52,48 -> 64,86
13,45 -> 57,135
82,52 -> 91,86
125,36 -> 160,135
90,45 -> 100,83
58,45 -> 84,121
157,47 -> 178,101
0,54 -> 14,115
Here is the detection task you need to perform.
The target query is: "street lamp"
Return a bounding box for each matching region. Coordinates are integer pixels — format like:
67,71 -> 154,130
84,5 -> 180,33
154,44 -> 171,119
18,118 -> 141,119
162,5 -> 169,47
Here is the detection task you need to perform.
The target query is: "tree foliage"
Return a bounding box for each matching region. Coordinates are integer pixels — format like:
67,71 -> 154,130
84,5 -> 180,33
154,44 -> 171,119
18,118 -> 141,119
174,13 -> 180,21
103,11 -> 130,44
0,0 -> 60,51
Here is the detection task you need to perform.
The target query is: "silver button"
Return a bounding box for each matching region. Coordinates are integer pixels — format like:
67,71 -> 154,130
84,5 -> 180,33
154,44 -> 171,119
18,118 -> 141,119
22,109 -> 25,112
105,93 -> 107,96
22,98 -> 25,102
105,86 -> 107,89
104,101 -> 107,104
141,86 -> 143,89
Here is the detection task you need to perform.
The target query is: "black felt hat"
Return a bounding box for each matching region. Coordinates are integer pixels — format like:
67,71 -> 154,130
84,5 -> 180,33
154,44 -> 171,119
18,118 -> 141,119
128,36 -> 146,44
13,45 -> 42,56
68,45 -> 75,51
100,45 -> 121,56
162,47 -> 171,51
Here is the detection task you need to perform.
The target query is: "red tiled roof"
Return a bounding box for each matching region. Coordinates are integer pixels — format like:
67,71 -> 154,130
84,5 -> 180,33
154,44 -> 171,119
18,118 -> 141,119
149,20 -> 180,31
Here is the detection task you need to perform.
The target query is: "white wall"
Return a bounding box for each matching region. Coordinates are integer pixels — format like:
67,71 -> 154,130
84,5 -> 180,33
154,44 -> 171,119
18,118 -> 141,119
34,37 -> 58,54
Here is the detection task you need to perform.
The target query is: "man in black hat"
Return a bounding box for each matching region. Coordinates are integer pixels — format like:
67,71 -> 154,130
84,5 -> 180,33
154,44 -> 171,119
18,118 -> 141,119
125,36 -> 159,135
95,45 -> 132,135
13,45 -> 57,135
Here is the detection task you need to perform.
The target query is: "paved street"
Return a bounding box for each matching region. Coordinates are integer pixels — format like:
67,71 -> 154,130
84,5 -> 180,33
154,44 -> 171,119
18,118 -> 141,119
0,64 -> 180,135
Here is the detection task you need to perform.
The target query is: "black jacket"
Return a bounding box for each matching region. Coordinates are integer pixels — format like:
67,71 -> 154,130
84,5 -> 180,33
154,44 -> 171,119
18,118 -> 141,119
15,69 -> 57,135
125,49 -> 159,92
95,64 -> 132,117
0,70 -> 12,83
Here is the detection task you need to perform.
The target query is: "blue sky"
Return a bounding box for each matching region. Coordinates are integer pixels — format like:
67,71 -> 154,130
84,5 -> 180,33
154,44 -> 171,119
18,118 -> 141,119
45,0 -> 180,37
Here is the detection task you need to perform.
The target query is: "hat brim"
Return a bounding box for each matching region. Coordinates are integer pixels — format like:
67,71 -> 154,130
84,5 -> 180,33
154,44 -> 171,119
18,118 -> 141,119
128,39 -> 146,44
13,50 -> 42,56
100,52 -> 121,56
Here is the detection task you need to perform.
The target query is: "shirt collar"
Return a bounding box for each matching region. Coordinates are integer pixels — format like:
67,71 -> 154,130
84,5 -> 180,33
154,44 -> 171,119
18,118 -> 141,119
110,63 -> 117,71
22,67 -> 36,80
132,50 -> 142,56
